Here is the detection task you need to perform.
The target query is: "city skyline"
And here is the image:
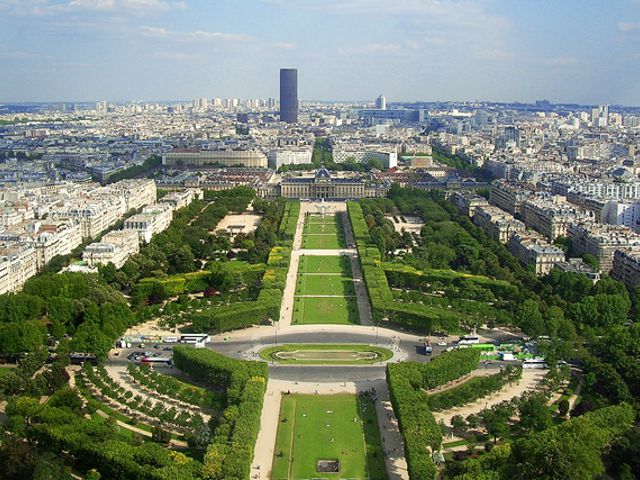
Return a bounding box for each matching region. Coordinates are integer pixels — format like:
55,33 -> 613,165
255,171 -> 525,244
1,0 -> 640,105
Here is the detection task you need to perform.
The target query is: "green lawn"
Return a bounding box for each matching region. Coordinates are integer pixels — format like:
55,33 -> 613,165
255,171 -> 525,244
271,394 -> 387,480
305,223 -> 338,235
295,274 -> 355,296
305,215 -> 339,224
0,366 -> 14,378
293,296 -> 360,325
302,234 -> 344,249
301,214 -> 345,249
298,255 -> 352,274
259,344 -> 393,365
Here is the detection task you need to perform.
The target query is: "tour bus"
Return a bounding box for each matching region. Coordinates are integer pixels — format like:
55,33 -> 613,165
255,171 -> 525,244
179,334 -> 209,348
458,335 -> 480,345
140,355 -> 173,366
162,336 -> 179,343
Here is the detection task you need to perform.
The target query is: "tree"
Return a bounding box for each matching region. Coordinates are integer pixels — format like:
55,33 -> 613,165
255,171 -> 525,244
481,406 -> 511,443
169,245 -> 196,274
151,425 -> 171,444
506,403 -> 634,480
518,394 -> 552,432
514,299 -> 544,338
558,399 -> 570,417
451,415 -> 467,435
368,157 -> 385,170
48,387 -> 83,413
0,321 -> 45,355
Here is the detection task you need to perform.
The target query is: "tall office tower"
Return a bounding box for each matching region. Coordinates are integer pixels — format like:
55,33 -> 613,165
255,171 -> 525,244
268,97 -> 277,109
280,68 -> 298,123
375,94 -> 387,110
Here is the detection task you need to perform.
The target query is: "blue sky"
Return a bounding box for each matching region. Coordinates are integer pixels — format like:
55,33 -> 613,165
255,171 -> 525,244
1,0 -> 639,104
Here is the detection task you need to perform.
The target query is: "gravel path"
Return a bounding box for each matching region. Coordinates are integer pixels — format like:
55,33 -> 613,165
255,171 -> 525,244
433,369 -> 545,426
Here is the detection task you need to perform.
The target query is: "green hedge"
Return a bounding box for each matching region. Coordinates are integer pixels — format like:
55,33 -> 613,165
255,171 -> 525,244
387,349 -> 481,480
172,347 -> 267,480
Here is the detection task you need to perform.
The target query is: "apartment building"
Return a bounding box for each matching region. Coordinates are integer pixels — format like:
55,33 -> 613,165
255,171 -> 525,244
473,205 -> 526,243
83,229 -> 140,269
612,250 -> 640,289
508,231 -> 566,276
489,180 -> 534,216
160,189 -> 201,210
568,223 -> 640,273
124,203 -> 173,243
0,221 -> 83,269
0,245 -> 38,295
522,196 -> 591,240
450,191 -> 490,217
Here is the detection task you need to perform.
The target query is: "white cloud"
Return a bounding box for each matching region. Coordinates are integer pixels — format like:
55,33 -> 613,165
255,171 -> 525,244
68,0 -> 115,10
140,25 -> 170,37
0,0 -> 186,15
140,25 -> 253,42
618,21 -> 640,32
267,0 -> 509,29
272,42 -> 296,49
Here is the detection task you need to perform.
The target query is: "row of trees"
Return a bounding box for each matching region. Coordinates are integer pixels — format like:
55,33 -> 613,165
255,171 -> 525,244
172,346 -> 268,480
6,396 -> 203,480
427,366 -> 522,412
127,364 -> 221,410
81,364 -> 205,432
103,155 -> 162,184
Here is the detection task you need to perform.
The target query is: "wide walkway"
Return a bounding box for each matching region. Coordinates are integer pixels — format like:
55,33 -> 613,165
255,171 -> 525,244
251,201 -> 407,480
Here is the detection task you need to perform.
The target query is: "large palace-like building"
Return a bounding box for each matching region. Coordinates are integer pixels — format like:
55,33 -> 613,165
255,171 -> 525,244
272,167 -> 390,199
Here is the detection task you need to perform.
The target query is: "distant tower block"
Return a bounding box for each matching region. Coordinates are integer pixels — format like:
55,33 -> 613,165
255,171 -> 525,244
280,68 -> 298,123
375,94 -> 387,110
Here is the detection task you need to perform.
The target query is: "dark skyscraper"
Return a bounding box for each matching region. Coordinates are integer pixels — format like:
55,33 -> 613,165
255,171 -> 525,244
279,68 -> 298,124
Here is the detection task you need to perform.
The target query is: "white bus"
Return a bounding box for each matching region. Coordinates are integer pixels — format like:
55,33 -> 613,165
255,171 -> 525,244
458,335 -> 480,345
141,355 -> 172,366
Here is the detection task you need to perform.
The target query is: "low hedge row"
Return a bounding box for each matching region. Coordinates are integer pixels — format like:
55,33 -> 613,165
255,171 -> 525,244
381,263 -> 518,301
427,365 -> 522,411
387,349 -> 481,480
172,346 -> 268,480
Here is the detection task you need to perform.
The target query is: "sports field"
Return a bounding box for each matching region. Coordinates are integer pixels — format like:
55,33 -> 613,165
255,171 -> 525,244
298,255 -> 351,274
271,394 -> 388,480
292,296 -> 359,325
